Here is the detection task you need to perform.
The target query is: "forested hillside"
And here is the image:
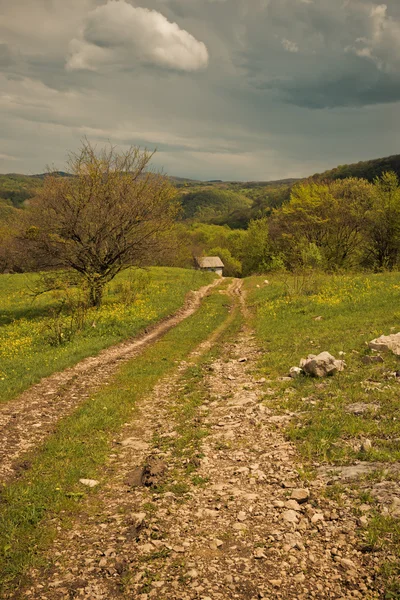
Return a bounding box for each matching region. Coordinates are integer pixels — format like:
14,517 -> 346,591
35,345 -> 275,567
311,154 -> 400,183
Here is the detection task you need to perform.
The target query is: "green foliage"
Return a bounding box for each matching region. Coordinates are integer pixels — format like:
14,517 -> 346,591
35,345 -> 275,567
179,188 -> 252,228
312,153 -> 400,183
208,246 -> 242,277
242,218 -> 276,276
0,267 -> 215,402
364,172 -> 400,270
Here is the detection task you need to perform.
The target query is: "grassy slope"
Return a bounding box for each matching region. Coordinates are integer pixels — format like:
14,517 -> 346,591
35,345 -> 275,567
245,271 -> 400,593
0,267 -> 215,403
0,282 -> 233,593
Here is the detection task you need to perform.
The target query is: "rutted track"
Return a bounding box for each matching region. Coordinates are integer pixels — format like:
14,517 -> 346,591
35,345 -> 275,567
0,280 -> 221,484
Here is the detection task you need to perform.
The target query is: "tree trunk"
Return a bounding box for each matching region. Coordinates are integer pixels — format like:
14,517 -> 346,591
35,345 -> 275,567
88,280 -> 103,308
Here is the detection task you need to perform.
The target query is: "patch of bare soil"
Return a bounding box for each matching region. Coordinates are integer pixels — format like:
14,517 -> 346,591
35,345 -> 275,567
0,280 -> 220,484
12,282 -> 385,600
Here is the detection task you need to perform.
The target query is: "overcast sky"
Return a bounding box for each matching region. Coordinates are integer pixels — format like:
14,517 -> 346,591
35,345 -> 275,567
1,0 -> 400,181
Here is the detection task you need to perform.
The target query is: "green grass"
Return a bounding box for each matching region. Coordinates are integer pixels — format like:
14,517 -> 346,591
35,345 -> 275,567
245,271 -> 400,464
0,283 -> 232,594
0,267 -> 215,403
245,271 -> 400,596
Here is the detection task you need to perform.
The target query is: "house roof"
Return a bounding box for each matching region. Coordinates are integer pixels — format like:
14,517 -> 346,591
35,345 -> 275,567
196,256 -> 224,268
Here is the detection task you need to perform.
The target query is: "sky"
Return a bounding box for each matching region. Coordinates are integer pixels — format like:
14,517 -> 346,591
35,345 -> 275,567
1,0 -> 400,181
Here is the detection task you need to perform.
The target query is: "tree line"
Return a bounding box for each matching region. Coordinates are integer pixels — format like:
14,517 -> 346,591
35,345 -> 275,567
1,141 -> 400,307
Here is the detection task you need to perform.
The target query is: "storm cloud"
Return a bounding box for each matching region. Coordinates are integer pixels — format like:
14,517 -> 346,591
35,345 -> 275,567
0,0 -> 399,179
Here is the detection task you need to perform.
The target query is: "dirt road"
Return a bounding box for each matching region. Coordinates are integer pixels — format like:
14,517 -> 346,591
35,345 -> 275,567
0,280 -> 220,484
13,281 -> 379,600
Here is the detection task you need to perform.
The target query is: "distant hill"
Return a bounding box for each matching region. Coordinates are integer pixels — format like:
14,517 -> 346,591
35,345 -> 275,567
311,154 -> 400,183
2,153 -> 400,212
0,174 -> 43,208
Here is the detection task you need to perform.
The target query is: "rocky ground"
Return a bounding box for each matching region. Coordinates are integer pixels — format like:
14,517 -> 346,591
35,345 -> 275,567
13,285 -> 384,600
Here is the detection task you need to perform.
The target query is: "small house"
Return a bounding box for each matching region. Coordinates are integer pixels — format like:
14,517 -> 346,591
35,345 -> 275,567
195,256 -> 224,276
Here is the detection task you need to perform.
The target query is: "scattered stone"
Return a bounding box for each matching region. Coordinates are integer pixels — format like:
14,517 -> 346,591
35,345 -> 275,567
291,489 -> 310,504
360,439 -> 373,452
311,513 -> 324,524
301,352 -> 345,378
346,403 -> 380,416
361,355 -> 384,365
238,357 -> 248,363
293,572 -> 306,583
285,500 -> 301,511
369,333 -> 400,356
314,316 -> 323,321
79,479 -> 99,488
237,511 -> 247,522
289,367 -> 303,379
340,558 -> 356,570
253,548 -> 266,559
282,510 -> 299,524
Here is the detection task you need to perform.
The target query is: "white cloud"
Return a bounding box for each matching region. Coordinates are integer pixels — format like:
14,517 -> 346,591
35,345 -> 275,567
66,0 -> 209,72
346,3 -> 400,74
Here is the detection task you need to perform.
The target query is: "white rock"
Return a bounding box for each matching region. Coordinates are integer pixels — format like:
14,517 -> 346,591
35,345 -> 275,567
289,367 -> 303,379
79,478 -> 99,488
301,352 -> 345,377
369,333 -> 400,356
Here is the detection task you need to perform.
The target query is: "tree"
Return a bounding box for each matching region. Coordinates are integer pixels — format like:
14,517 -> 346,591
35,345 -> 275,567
271,178 -> 374,270
242,218 -> 276,275
364,172 -> 400,270
24,141 -> 179,306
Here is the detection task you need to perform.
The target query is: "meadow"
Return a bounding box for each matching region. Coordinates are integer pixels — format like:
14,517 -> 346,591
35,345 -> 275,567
246,271 -> 400,592
0,267 -> 215,403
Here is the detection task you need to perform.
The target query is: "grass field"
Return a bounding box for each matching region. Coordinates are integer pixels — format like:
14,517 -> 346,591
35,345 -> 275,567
245,271 -> 400,594
0,267 -> 215,403
0,282 -> 234,592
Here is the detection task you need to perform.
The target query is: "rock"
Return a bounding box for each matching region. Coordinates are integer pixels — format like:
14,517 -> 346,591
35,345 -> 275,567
282,510 -> 299,524
291,489 -> 310,504
285,500 -> 301,511
79,478 -> 99,488
311,513 -> 324,524
340,558 -> 356,570
289,367 -> 303,379
360,439 -> 372,452
314,316 -> 323,321
254,548 -> 266,559
346,403 -> 380,416
301,352 -> 345,378
237,511 -> 247,522
141,457 -> 167,487
270,579 -> 282,588
238,357 -> 248,363
131,512 -> 146,527
293,572 -> 306,583
369,333 -> 400,356
361,355 -> 384,365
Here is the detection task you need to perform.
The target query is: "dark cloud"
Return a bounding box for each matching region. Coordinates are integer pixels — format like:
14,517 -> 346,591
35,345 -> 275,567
0,0 -> 399,179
